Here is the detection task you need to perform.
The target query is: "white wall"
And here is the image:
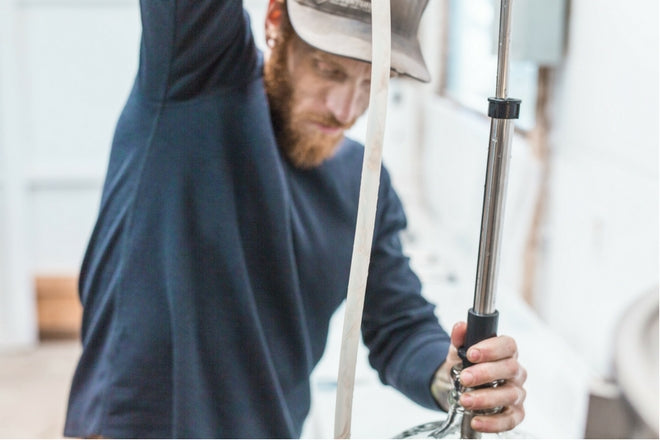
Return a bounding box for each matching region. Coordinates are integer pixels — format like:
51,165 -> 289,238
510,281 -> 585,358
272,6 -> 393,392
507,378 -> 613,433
536,0 -> 658,378
0,0 -> 141,349
0,0 -> 37,348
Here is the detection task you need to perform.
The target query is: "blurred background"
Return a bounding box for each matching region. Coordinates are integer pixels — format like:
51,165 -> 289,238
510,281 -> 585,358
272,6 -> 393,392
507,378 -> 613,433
0,0 -> 657,438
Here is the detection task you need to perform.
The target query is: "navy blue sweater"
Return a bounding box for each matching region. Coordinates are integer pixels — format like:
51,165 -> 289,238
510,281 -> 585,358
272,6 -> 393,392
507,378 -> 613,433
64,1 -> 450,437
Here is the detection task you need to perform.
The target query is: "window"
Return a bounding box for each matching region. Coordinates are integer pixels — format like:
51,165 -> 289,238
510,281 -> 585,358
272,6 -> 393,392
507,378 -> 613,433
443,0 -> 567,131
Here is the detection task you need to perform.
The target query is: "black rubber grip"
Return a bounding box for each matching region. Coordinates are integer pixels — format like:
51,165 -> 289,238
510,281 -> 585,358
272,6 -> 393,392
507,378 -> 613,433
458,308 -> 499,367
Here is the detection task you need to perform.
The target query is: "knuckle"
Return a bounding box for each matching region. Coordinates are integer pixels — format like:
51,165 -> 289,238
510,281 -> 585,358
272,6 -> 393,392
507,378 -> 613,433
501,335 -> 518,354
505,407 -> 524,431
497,384 -> 515,406
472,393 -> 485,408
504,407 -> 518,431
508,386 -> 521,405
506,417 -> 517,432
468,366 -> 485,385
509,387 -> 522,406
520,365 -> 528,383
505,357 -> 519,373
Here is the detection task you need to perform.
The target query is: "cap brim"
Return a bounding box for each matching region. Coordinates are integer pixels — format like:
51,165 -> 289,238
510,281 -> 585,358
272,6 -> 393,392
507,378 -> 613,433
287,1 -> 431,83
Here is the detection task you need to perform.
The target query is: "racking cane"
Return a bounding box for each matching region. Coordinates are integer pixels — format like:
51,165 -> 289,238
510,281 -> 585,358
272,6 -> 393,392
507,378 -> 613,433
458,0 -> 521,437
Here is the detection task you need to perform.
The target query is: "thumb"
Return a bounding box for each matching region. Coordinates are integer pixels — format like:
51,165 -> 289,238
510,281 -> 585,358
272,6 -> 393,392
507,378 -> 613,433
450,321 -> 467,349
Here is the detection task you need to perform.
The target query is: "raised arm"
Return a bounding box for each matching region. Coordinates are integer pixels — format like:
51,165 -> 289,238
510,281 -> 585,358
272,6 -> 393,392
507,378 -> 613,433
137,0 -> 261,101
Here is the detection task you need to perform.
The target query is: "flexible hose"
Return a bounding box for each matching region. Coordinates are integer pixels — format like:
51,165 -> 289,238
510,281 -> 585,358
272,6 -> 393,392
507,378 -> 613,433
333,1 -> 392,438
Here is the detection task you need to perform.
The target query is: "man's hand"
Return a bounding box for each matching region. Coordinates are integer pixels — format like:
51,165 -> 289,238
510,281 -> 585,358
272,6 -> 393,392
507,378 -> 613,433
431,322 -> 527,433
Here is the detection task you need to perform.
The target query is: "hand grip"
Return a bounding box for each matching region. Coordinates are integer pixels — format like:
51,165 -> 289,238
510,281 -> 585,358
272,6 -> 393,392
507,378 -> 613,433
458,308 -> 499,368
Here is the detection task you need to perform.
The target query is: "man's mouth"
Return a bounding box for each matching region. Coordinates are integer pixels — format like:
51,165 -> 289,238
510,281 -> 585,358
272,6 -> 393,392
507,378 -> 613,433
311,121 -> 343,136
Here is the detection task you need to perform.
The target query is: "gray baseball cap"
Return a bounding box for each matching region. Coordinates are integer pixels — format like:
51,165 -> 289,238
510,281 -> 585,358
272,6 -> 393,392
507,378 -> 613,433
287,0 -> 431,83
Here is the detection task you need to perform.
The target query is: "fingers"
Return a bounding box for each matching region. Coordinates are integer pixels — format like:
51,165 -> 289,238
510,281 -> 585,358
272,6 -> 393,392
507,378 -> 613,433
471,404 -> 526,433
445,322 -> 527,433
464,334 -> 518,364
460,357 -> 525,388
449,324 -> 518,367
459,381 -> 526,412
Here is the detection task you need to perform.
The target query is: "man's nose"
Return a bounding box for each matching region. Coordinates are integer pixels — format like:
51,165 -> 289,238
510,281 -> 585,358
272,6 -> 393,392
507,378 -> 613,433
325,84 -> 363,126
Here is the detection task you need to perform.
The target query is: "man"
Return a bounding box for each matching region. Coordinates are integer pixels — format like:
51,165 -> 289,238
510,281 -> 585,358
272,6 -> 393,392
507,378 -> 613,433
65,0 -> 526,437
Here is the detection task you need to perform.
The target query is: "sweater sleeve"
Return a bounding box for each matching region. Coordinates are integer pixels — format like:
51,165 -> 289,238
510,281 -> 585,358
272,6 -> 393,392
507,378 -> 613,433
137,0 -> 261,101
361,168 -> 451,410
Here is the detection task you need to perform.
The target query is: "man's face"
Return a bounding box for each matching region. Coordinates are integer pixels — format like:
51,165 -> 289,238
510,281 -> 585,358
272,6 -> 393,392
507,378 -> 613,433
264,29 -> 372,169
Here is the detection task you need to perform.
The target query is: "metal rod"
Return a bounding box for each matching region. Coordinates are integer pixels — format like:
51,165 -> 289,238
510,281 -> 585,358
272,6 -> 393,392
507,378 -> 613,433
472,0 -> 515,315
495,0 -> 514,99
473,119 -> 514,314
462,1 -> 517,437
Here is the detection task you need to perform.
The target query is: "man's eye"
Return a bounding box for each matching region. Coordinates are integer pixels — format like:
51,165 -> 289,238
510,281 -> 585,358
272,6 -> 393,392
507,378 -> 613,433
314,60 -> 342,78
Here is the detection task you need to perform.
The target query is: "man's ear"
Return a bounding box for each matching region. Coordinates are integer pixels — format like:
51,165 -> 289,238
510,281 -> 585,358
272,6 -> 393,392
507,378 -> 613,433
265,0 -> 285,48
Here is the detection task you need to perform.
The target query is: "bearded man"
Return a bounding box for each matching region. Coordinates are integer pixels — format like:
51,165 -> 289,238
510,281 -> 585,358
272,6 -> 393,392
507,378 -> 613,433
64,0 -> 526,437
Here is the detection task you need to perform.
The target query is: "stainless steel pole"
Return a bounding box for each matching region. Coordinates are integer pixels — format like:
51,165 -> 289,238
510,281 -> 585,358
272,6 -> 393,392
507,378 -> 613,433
473,0 -> 517,316
459,0 -> 520,437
